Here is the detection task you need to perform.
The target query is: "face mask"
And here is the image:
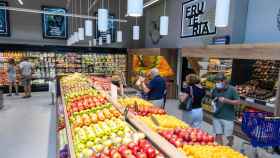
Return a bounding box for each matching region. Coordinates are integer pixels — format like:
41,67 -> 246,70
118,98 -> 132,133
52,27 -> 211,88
216,82 -> 225,89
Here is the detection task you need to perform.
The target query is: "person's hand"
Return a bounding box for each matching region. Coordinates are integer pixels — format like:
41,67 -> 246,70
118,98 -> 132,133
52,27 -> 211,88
139,76 -> 145,82
218,97 -> 226,103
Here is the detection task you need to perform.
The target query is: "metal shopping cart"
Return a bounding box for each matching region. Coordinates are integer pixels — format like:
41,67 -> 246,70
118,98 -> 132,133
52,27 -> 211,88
241,112 -> 280,158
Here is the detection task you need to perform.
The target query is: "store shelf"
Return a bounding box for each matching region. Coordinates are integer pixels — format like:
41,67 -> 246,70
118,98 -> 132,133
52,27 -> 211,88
105,94 -> 186,158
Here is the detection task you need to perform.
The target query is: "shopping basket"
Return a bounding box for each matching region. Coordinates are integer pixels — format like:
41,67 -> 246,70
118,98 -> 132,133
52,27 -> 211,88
241,112 -> 280,147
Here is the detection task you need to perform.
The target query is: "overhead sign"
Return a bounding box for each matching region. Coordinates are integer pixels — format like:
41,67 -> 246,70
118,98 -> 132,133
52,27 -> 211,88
0,1 -> 10,37
42,6 -> 68,39
181,0 -> 216,38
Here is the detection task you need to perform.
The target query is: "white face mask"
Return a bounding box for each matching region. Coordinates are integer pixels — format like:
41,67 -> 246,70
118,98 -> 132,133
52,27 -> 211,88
216,82 -> 225,89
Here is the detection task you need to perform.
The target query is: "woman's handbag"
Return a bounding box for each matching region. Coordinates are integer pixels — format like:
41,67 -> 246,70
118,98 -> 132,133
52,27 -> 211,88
179,86 -> 194,111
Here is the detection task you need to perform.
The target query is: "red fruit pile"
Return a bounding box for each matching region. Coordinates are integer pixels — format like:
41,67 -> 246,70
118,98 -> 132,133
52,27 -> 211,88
91,139 -> 165,158
158,128 -> 215,148
129,107 -> 166,116
67,95 -> 108,114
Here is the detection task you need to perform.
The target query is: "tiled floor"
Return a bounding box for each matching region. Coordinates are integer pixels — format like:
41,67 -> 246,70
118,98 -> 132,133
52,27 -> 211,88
0,92 -> 279,158
0,92 -> 56,158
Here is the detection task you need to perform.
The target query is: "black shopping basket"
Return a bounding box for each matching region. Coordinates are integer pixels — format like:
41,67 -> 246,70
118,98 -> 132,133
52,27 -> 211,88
241,112 -> 280,147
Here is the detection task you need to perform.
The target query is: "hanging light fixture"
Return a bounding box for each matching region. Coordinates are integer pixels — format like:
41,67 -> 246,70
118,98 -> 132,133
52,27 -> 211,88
106,0 -> 111,44
106,34 -> 111,44
117,0 -> 123,42
93,38 -> 97,46
99,36 -> 103,45
215,0 -> 230,27
85,0 -> 93,37
98,0 -> 108,32
78,0 -> 85,40
89,40 -> 92,46
127,0 -> 143,17
133,18 -> 140,40
160,0 -> 169,35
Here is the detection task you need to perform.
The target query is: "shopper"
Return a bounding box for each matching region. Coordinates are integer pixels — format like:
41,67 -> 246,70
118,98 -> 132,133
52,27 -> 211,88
19,57 -> 33,98
7,58 -> 19,96
139,68 -> 166,107
211,72 -> 240,146
179,74 -> 206,128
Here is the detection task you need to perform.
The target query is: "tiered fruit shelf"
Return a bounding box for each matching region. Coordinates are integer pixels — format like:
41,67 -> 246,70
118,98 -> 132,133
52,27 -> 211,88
59,73 -> 185,158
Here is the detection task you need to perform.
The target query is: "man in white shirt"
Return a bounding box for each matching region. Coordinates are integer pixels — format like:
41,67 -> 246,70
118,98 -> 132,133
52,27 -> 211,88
19,58 -> 33,98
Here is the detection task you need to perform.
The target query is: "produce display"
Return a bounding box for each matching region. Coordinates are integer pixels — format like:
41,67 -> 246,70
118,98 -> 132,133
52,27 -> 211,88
90,139 -> 164,158
181,145 -> 247,158
236,60 -> 279,101
118,95 -> 246,158
129,106 -> 166,116
60,74 -> 164,158
0,51 -> 127,87
118,97 -> 154,108
138,115 -> 189,131
252,60 -> 280,81
158,128 -> 215,147
0,51 -> 25,86
90,76 -> 112,91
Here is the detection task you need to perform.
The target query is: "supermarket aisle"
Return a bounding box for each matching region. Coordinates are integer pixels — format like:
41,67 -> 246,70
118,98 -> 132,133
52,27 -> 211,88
0,92 -> 56,158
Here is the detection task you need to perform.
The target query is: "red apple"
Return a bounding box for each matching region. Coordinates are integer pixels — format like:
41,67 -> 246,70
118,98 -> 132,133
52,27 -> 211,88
118,144 -> 128,154
135,152 -> 148,158
144,147 -> 156,158
128,142 -> 138,149
138,139 -> 150,148
131,146 -> 141,155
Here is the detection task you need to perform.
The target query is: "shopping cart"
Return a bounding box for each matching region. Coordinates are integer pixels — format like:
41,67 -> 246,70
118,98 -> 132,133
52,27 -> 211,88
241,111 -> 280,157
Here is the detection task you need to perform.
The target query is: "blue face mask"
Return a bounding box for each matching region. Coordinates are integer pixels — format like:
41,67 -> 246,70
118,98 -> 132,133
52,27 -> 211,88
216,82 -> 225,89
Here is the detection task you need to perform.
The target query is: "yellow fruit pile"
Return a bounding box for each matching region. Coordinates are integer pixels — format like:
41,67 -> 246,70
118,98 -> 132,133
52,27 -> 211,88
182,145 -> 248,158
118,97 -> 154,108
139,115 -> 189,131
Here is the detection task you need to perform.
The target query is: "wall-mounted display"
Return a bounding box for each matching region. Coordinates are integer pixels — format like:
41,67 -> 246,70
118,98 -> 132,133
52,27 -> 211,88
0,1 -> 10,37
95,13 -> 117,43
42,6 -> 67,39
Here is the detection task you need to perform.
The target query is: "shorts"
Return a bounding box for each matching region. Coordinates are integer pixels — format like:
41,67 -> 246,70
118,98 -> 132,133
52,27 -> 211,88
213,118 -> 234,137
8,74 -> 16,83
182,108 -> 203,128
22,78 -> 31,87
150,99 -> 164,107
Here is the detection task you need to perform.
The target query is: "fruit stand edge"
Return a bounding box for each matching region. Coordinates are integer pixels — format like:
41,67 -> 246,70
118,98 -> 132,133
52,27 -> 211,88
61,88 -> 77,158
104,94 -> 187,158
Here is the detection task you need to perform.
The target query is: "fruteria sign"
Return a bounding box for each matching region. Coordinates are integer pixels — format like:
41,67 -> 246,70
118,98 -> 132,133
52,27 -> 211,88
181,0 -> 216,38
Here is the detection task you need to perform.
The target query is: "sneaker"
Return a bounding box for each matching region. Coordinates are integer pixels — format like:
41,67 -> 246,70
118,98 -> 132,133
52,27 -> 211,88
6,94 -> 12,96
22,96 -> 28,99
15,93 -> 19,96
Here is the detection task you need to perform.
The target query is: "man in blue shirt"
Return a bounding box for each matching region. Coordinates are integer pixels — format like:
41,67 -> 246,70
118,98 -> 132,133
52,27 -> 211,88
140,68 -> 166,107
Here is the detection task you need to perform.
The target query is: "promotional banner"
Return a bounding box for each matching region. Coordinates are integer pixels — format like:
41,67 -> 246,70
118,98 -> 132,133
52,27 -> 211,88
42,7 -> 67,39
0,1 -> 10,37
